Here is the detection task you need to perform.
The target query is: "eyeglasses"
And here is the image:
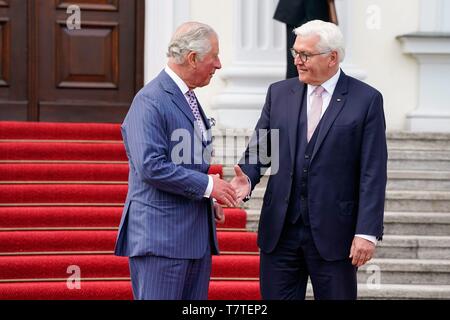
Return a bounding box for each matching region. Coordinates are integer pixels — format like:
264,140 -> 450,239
290,48 -> 332,63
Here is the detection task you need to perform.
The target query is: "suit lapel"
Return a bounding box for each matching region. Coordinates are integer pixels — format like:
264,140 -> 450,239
311,71 -> 349,162
160,71 -> 208,147
287,81 -> 306,164
160,71 -> 195,122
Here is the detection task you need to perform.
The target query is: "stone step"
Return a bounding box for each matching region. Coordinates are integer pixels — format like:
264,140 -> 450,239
242,213 -> 450,260
386,131 -> 450,151
215,149 -> 450,170
357,259 -> 450,285
308,284 -> 450,299
376,236 -> 450,260
223,168 -> 450,191
383,211 -> 450,236
245,210 -> 450,236
212,130 -> 450,151
212,149 -> 450,172
387,171 -> 450,191
386,190 -> 450,212
241,189 -> 450,213
388,149 -> 450,171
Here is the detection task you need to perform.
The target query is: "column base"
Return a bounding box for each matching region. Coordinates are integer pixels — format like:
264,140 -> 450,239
407,110 -> 450,132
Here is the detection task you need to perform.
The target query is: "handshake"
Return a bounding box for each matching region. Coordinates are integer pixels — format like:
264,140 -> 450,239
210,165 -> 250,208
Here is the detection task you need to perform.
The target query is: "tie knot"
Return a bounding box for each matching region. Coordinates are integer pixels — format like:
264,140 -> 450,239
313,86 -> 325,96
186,90 -> 196,99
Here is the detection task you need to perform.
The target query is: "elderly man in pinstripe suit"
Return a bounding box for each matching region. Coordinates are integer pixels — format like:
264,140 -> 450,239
114,22 -> 237,300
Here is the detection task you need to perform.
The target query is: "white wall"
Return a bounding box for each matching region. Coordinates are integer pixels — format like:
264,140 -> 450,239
189,0 -> 234,121
145,0 -> 421,131
348,0 -> 420,130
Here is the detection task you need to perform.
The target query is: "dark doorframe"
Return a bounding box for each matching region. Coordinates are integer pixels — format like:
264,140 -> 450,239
27,0 -> 38,121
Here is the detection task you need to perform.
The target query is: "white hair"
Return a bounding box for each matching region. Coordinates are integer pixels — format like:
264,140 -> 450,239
167,22 -> 217,64
294,20 -> 345,62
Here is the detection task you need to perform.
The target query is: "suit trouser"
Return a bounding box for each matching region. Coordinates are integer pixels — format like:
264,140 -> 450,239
129,244 -> 212,300
260,220 -> 357,300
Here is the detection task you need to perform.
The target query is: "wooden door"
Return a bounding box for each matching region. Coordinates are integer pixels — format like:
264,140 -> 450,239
0,0 -> 28,121
0,0 -> 144,123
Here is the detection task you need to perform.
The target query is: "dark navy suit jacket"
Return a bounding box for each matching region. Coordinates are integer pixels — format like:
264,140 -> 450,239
115,70 -> 219,259
240,71 -> 387,261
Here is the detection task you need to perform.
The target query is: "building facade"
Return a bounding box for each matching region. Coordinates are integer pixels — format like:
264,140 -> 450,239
144,0 -> 450,132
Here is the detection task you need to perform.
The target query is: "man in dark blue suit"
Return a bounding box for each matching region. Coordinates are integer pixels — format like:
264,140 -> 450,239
115,22 -> 237,300
232,20 -> 387,299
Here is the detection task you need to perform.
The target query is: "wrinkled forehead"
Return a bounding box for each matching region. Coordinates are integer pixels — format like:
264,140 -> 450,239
207,35 -> 219,54
294,34 -> 321,50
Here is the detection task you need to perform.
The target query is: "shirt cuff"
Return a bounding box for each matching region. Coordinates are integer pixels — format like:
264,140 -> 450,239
243,175 -> 252,201
204,175 -> 213,198
355,234 -> 377,246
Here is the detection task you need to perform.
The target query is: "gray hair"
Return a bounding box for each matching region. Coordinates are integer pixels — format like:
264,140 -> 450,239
294,20 -> 345,62
167,22 -> 217,64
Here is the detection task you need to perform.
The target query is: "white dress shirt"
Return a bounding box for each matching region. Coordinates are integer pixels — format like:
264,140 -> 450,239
164,66 -> 213,198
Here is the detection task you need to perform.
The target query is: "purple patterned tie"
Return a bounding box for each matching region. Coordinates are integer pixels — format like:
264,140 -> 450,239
186,90 -> 207,139
307,86 -> 325,142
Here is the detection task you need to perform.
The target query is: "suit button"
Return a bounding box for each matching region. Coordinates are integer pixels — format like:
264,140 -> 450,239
290,172 -> 293,178
305,155 -> 310,159
303,169 -> 308,173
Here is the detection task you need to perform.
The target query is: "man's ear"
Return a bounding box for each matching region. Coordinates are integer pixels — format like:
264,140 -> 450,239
329,51 -> 338,67
187,51 -> 197,68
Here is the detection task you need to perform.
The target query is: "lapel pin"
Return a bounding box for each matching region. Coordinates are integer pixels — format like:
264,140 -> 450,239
337,98 -> 342,102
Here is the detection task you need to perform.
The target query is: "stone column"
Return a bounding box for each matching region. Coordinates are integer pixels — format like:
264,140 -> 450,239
211,0 -> 285,129
398,0 -> 450,132
334,0 -> 367,80
144,0 -> 190,84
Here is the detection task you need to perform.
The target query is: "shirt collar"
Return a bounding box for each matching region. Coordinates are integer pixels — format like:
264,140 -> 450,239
164,65 -> 190,95
307,68 -> 341,97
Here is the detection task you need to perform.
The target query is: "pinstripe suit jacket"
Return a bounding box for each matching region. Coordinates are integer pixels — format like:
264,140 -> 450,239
114,70 -> 219,259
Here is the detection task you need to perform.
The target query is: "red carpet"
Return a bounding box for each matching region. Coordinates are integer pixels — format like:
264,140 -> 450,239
0,231 -> 258,254
0,207 -> 247,230
0,142 -> 128,161
0,163 -> 129,182
0,121 -> 122,141
0,121 -> 260,300
0,255 -> 259,280
0,281 -> 261,300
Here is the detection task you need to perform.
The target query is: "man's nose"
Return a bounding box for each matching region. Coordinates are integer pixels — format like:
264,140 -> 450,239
294,55 -> 304,66
215,58 -> 222,69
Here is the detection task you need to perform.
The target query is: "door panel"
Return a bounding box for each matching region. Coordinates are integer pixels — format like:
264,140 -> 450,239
38,0 -> 141,122
0,0 -> 144,123
0,0 -> 28,120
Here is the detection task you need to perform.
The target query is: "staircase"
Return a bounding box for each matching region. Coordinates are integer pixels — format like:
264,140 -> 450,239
0,121 -> 260,300
216,129 -> 450,299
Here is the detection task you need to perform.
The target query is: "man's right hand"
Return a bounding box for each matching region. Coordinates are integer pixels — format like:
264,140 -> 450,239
230,165 -> 251,204
210,174 -> 238,207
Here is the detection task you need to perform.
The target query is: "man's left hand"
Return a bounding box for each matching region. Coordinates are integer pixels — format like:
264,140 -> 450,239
349,236 -> 375,267
214,202 -> 225,224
